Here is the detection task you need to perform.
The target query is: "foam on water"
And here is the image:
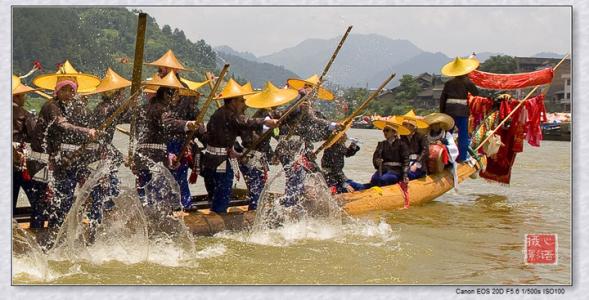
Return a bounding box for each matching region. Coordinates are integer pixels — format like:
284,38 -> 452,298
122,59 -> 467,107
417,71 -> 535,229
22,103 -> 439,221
196,243 -> 227,259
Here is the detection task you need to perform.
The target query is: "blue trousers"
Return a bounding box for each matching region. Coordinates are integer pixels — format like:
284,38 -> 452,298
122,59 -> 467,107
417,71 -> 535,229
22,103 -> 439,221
202,161 -> 234,213
239,164 -> 265,210
89,171 -> 119,225
453,116 -> 470,162
49,169 -> 79,229
370,170 -> 402,187
167,140 -> 192,209
13,169 -> 48,228
334,179 -> 366,193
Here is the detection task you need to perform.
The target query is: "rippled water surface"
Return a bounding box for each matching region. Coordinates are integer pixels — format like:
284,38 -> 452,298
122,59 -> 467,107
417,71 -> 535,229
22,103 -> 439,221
13,128 -> 571,284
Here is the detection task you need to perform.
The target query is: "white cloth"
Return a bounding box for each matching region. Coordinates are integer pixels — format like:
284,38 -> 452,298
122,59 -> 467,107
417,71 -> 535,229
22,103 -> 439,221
445,131 -> 459,162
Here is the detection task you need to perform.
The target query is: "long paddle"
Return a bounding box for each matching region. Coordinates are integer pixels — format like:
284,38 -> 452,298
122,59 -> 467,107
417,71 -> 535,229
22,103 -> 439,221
172,64 -> 230,169
242,25 -> 353,158
312,72 -> 396,156
127,12 -> 148,163
205,71 -> 223,108
473,53 -> 570,152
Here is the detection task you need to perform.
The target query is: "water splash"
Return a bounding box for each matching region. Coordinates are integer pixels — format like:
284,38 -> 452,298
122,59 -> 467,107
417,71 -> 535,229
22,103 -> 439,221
12,219 -> 50,281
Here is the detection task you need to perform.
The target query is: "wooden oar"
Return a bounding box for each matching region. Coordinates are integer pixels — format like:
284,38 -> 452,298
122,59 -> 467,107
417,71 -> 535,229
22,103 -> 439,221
61,89 -> 141,167
313,72 -> 396,156
34,90 -> 52,100
175,64 -> 230,161
242,25 -> 353,158
205,71 -> 223,108
473,53 -> 570,152
127,12 -> 147,163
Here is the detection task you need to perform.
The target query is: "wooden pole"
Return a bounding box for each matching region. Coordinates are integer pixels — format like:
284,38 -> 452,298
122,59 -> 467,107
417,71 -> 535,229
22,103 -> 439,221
205,71 -> 223,108
127,13 -> 147,161
473,53 -> 570,152
242,25 -> 353,157
313,72 -> 396,155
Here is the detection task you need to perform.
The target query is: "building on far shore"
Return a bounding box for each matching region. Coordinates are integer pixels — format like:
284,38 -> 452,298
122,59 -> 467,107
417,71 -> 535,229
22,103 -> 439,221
515,56 -> 571,112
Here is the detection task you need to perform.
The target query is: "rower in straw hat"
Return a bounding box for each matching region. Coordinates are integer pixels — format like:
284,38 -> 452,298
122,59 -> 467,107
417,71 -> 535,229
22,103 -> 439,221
201,78 -> 279,214
30,60 -> 101,234
234,81 -> 299,210
13,75 -> 49,229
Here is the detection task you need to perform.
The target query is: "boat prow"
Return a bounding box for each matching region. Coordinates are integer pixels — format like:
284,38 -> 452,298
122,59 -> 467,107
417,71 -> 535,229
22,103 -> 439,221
339,156 -> 487,215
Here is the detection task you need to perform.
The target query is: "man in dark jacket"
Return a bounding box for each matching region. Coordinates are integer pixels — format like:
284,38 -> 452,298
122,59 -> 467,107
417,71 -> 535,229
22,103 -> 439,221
369,119 -> 411,187
321,134 -> 363,193
439,57 -> 480,162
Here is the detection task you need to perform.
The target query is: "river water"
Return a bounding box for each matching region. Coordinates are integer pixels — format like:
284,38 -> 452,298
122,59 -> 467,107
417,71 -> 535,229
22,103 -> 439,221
13,128 -> 571,284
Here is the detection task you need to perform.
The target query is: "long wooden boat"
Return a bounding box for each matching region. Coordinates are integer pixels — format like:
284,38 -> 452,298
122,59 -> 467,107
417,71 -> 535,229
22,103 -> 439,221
339,156 -> 487,215
15,157 -> 486,238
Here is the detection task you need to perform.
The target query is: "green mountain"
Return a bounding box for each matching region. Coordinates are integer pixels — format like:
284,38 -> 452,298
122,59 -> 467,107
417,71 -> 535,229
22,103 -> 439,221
13,7 -> 217,83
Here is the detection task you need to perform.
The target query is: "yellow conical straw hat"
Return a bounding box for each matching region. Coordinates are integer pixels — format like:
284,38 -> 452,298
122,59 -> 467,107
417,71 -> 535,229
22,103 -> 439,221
145,49 -> 192,72
242,82 -> 254,93
287,74 -> 334,101
142,70 -> 186,90
441,57 -> 480,77
32,60 -> 100,93
180,77 -> 210,91
12,74 -> 39,95
372,117 -> 411,136
397,110 -> 429,129
425,113 -> 455,131
215,78 -> 258,100
244,81 -> 299,108
82,68 -> 131,96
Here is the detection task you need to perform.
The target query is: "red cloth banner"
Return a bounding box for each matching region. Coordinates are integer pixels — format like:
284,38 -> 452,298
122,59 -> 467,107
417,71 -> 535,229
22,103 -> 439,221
468,68 -> 553,90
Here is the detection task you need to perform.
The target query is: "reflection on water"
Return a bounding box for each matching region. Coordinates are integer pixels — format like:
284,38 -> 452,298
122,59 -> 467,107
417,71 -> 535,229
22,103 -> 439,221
13,129 -> 571,284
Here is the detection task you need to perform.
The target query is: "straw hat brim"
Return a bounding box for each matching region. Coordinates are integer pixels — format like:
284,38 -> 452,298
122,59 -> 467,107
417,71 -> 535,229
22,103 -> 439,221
33,73 -> 101,93
144,62 -> 193,72
180,78 -> 210,91
425,113 -> 455,131
244,88 -> 299,108
143,86 -> 198,97
372,120 -> 411,135
12,84 -> 40,95
441,58 -> 480,77
215,90 -> 258,100
287,78 -> 335,101
82,81 -> 131,96
399,116 -> 429,129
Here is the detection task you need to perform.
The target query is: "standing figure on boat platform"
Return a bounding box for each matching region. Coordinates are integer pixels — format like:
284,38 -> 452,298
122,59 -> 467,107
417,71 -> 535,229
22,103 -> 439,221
369,118 -> 411,187
83,67 -> 131,232
274,75 -> 340,207
12,75 -> 48,228
424,112 -> 459,174
31,62 -> 101,231
398,110 -> 430,180
321,133 -> 364,193
439,56 -> 479,162
201,79 -> 278,214
135,71 -> 200,207
240,81 -> 299,210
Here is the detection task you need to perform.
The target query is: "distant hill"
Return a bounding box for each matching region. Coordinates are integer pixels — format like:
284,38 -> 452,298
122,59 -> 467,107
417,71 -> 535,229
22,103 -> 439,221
533,52 -> 565,58
13,7 -> 217,83
475,52 -> 505,62
369,51 -> 451,88
215,51 -> 299,89
258,33 -> 423,88
215,45 -> 258,62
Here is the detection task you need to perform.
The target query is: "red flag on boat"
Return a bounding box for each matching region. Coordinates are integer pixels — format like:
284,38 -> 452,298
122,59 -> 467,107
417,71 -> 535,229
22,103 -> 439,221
399,181 -> 410,209
468,68 -> 553,90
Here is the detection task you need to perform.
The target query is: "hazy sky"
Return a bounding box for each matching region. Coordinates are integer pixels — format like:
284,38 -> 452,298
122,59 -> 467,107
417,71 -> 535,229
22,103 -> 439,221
138,6 -> 571,58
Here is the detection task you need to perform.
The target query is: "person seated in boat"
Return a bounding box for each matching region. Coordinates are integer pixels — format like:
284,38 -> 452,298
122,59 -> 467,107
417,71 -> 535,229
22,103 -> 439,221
134,71 -> 201,207
398,110 -> 430,180
369,118 -> 411,187
321,133 -> 364,193
12,75 -> 48,229
424,113 -> 459,174
201,79 -> 278,214
274,75 -> 342,207
238,82 -> 298,210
